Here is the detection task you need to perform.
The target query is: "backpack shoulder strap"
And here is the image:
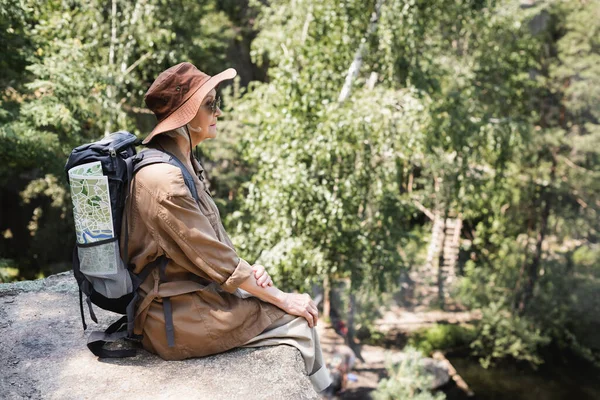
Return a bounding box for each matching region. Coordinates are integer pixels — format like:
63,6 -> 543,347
133,148 -> 200,202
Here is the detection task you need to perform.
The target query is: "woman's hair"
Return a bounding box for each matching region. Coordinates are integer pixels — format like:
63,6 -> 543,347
163,125 -> 189,139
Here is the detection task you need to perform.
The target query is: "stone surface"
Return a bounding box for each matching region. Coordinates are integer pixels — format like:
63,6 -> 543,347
0,272 -> 318,400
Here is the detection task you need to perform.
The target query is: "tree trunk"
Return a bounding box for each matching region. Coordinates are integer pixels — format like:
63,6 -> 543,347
513,194 -> 536,311
345,286 -> 364,362
518,155 -> 556,313
323,274 -> 330,320
346,289 -> 355,347
338,0 -> 385,102
437,205 -> 450,310
105,0 -> 118,135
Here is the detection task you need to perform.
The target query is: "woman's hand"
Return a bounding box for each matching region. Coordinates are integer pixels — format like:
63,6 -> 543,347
279,293 -> 319,328
252,264 -> 273,288
238,266 -> 317,328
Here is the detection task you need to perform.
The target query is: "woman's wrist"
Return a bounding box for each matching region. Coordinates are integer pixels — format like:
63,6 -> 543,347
273,290 -> 287,308
261,286 -> 286,308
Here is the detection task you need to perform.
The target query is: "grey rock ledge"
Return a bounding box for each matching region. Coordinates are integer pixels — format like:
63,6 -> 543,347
0,272 -> 318,400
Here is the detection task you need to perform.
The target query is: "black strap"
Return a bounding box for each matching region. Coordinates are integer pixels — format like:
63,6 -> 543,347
123,156 -> 134,268
125,291 -> 139,338
139,258 -> 161,282
157,257 -> 175,347
82,280 -> 98,323
124,256 -> 165,337
87,315 -> 137,358
77,236 -> 117,248
85,295 -> 98,324
72,245 -> 90,330
106,315 -> 128,334
74,245 -> 88,331
79,288 -> 87,331
163,298 -> 175,348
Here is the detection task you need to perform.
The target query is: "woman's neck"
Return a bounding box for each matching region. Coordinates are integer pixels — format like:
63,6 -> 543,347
171,132 -> 193,158
150,134 -> 196,173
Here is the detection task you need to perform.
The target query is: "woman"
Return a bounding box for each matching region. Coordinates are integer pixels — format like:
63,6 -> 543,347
122,62 -> 331,392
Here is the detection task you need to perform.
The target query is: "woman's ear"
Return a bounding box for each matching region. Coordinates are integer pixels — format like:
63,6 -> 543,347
188,122 -> 202,133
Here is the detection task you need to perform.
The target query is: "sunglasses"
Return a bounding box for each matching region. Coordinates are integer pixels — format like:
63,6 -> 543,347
203,96 -> 221,113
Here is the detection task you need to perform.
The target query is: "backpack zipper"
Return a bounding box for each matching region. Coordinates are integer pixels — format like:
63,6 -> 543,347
109,147 -> 117,170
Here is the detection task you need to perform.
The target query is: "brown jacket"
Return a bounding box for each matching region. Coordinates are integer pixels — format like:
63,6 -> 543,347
120,136 -> 286,360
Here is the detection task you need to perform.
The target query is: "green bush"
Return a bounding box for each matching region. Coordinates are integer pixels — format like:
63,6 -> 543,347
408,324 -> 476,356
470,302 -> 550,369
373,346 -> 446,400
357,325 -> 387,346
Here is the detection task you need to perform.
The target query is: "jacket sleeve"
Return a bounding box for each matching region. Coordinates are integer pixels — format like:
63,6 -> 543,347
153,186 -> 253,294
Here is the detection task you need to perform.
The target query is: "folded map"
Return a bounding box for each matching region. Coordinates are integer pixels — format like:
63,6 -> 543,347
68,161 -> 115,245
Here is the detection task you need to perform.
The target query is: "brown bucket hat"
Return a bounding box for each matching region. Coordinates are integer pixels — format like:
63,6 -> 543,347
142,62 -> 237,144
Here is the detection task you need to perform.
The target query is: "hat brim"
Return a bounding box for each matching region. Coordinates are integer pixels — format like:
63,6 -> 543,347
142,67 -> 237,144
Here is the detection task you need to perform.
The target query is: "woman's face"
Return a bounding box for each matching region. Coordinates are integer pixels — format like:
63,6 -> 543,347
188,88 -> 222,146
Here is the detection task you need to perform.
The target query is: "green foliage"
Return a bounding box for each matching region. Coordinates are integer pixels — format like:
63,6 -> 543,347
532,244 -> 600,365
572,245 -> 600,276
0,0 -> 33,88
0,259 -> 19,283
449,0 -> 600,368
229,0 -> 440,293
228,0 -> 600,367
359,326 -> 387,346
470,302 -> 551,369
409,324 -> 476,356
373,346 -> 446,400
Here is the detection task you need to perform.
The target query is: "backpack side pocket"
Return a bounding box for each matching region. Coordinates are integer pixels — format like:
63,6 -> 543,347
77,237 -> 133,299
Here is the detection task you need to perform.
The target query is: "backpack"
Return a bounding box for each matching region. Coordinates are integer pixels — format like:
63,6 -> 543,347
64,131 -> 201,358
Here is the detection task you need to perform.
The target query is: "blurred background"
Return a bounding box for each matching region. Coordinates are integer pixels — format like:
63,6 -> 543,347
1,0 -> 599,398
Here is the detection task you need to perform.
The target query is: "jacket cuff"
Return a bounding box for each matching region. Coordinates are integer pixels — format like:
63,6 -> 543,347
220,258 -> 253,294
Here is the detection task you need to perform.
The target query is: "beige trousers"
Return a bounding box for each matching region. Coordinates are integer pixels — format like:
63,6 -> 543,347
242,313 -> 332,393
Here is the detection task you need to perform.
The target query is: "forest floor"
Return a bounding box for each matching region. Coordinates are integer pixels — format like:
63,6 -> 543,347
317,307 -> 481,399
318,270 -> 481,399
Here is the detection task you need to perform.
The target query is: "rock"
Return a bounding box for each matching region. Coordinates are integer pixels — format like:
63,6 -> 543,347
0,272 -> 318,400
420,357 -> 451,389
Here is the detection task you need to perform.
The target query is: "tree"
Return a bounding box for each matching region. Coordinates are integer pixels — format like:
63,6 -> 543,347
229,0 -> 418,298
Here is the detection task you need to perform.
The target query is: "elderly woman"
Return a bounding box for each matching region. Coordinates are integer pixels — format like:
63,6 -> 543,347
122,62 -> 331,392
